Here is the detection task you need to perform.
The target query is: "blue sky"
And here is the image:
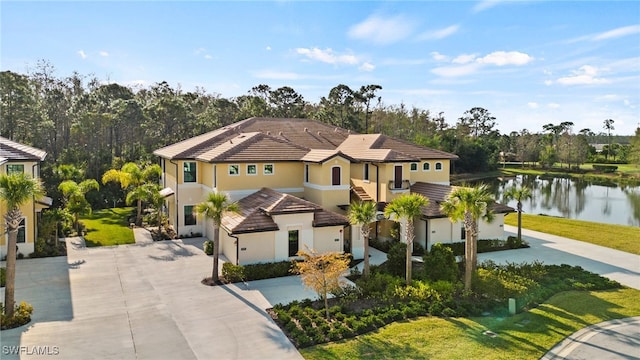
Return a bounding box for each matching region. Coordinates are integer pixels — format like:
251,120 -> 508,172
2,1 -> 639,135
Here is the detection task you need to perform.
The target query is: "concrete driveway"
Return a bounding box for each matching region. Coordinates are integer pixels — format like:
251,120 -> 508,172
1,236 -> 303,360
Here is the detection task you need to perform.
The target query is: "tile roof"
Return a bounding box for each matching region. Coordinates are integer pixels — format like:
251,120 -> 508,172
153,117 -> 458,162
410,182 -> 514,218
222,188 -> 349,234
0,137 -> 47,161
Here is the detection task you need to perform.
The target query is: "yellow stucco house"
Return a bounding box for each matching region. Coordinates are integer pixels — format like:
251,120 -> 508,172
0,137 -> 51,258
153,117 -> 513,264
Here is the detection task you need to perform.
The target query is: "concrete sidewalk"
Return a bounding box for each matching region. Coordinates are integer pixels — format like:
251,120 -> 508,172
1,236 -> 302,360
480,225 -> 640,290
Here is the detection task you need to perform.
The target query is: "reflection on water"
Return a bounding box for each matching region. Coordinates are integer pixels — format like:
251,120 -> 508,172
483,175 -> 640,227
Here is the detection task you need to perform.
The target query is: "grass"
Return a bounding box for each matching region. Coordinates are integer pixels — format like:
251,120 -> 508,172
301,288 -> 640,360
505,213 -> 640,255
81,207 -> 135,247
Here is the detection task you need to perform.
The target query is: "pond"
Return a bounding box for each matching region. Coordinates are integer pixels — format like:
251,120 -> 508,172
483,175 -> 640,227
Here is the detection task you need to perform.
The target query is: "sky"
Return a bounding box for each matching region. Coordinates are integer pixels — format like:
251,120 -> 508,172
2,1 -> 639,135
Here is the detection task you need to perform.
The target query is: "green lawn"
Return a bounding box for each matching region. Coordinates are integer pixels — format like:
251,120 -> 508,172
505,213 -> 640,255
81,207 -> 135,247
301,288 -> 640,360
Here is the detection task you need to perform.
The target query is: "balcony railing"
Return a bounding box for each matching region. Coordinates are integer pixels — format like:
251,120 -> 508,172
388,179 -> 410,190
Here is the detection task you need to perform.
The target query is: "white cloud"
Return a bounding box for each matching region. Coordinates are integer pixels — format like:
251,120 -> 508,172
359,62 -> 375,72
544,80 -> 553,86
266,46 -> 272,51
194,47 -> 206,55
431,63 -> 482,77
348,15 -> 415,45
204,54 -> 213,60
452,53 -> 477,64
527,102 -> 539,109
477,51 -> 534,66
77,50 -> 87,59
593,25 -> 640,41
556,65 -> 610,85
472,0 -> 505,13
295,47 -> 359,65
418,25 -> 460,40
431,52 -> 449,62
99,51 -> 109,57
547,103 -> 560,109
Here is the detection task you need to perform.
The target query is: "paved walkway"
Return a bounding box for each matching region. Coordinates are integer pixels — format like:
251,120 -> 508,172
1,232 -> 302,360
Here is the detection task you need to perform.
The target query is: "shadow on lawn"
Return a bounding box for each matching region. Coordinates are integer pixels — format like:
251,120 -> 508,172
448,290 -> 629,357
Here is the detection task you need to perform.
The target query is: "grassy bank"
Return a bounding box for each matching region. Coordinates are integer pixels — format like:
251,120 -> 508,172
81,207 -> 135,247
500,166 -> 640,186
301,288 -> 640,360
505,213 -> 640,255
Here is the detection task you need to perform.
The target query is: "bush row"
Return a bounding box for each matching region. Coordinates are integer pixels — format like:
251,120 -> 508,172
221,261 -> 296,282
0,301 -> 33,330
441,237 -> 528,256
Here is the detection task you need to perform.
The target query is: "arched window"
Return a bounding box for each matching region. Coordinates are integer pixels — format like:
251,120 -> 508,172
435,162 -> 443,171
423,162 -> 430,171
332,166 -> 341,186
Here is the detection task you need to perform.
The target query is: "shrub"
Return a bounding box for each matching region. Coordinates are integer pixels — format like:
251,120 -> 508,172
386,242 -> 407,277
506,236 -> 527,249
0,267 -> 5,287
423,243 -> 459,282
203,240 -> 213,255
355,272 -> 404,299
222,263 -> 245,282
243,261 -> 295,281
369,237 -> 397,253
0,301 -> 34,330
592,164 -> 618,173
473,268 -> 538,301
412,242 -> 425,256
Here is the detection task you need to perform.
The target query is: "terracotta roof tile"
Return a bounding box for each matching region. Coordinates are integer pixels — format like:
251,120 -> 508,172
0,137 -> 47,161
222,188 -> 348,234
410,182 -> 514,218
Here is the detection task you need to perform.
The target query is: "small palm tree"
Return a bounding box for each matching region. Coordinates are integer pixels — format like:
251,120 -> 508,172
102,162 -> 161,225
347,201 -> 377,278
384,193 -> 429,285
0,173 -> 44,318
195,192 -> 240,283
58,179 -> 100,235
440,184 -> 495,290
503,185 -> 532,243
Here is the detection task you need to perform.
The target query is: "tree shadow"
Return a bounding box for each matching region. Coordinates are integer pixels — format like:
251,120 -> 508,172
147,241 -> 200,261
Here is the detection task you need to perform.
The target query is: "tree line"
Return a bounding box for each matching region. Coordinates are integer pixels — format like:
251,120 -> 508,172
1,62 -> 639,210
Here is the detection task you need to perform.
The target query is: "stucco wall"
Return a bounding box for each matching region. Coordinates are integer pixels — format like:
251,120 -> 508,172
313,226 -> 344,254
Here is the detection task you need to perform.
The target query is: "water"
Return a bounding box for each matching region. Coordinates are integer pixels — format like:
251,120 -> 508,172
483,175 -> 640,227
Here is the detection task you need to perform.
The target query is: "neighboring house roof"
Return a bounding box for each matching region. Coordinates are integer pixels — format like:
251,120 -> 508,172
222,187 -> 349,234
0,157 -> 7,165
0,136 -> 47,161
153,117 -> 458,162
410,182 -> 514,219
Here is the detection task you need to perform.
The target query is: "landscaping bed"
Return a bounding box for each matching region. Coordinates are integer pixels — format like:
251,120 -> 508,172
269,261 -> 622,348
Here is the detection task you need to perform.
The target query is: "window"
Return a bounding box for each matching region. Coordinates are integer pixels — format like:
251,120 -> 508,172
229,164 -> 239,176
17,218 -> 26,243
6,164 -> 24,175
410,163 -> 418,172
288,230 -> 299,257
423,162 -> 430,171
331,166 -> 341,186
184,206 -> 196,226
213,165 -> 217,187
363,163 -> 370,181
263,164 -> 274,175
460,225 -> 466,240
247,164 -> 257,175
183,162 -> 197,182
304,164 -> 309,182
435,162 -> 443,171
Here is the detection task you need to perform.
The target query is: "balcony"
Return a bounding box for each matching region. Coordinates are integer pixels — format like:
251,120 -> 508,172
388,179 -> 410,190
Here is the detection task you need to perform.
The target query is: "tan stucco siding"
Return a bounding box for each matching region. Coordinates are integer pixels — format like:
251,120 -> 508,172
272,213 -> 314,261
479,214 -> 507,239
415,219 -> 428,249
409,160 -> 451,184
237,232 -> 276,265
312,226 -> 344,254
220,231 -> 237,264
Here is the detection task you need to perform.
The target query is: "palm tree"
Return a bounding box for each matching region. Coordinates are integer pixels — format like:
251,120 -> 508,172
58,179 -> 99,235
40,208 -> 73,248
384,193 -> 429,285
0,173 -> 44,318
102,162 -> 162,225
347,201 -> 377,278
195,192 -> 240,283
603,119 -> 615,161
440,184 -> 495,290
503,184 -> 532,243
